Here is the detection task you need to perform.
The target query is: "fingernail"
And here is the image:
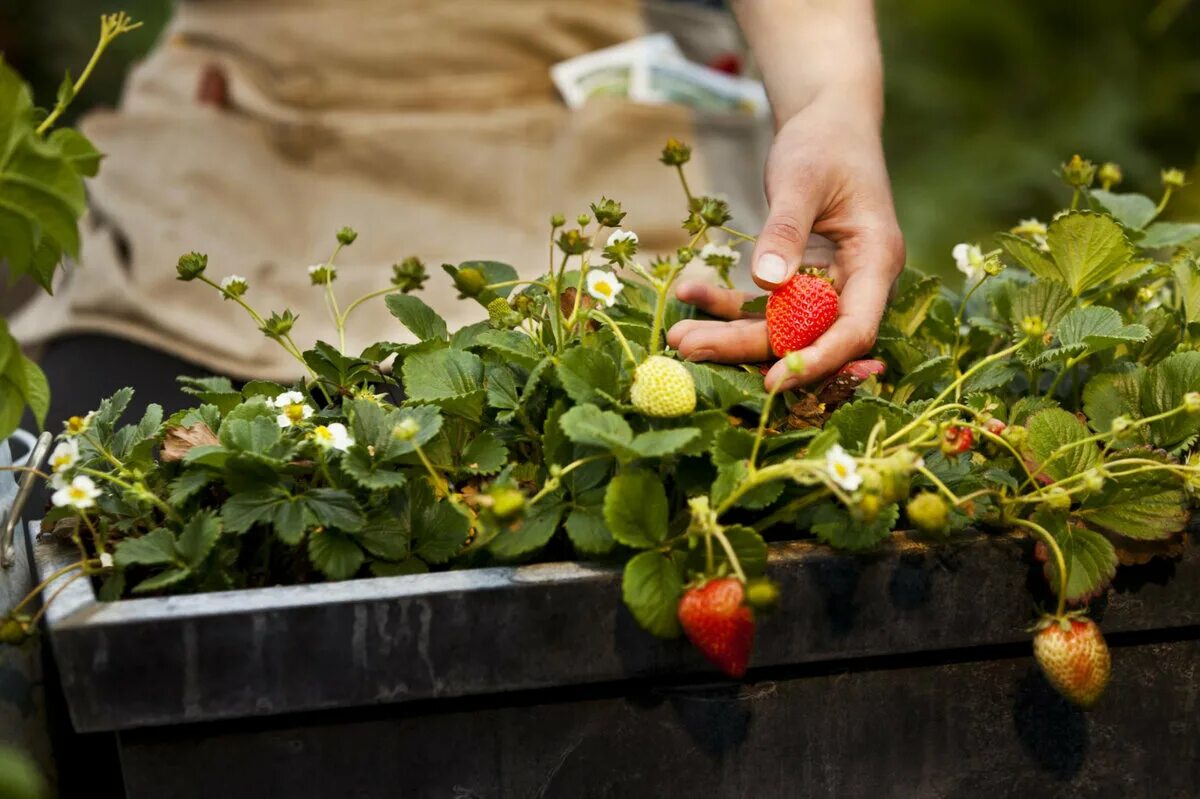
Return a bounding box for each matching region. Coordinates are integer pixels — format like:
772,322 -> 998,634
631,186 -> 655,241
755,253 -> 788,284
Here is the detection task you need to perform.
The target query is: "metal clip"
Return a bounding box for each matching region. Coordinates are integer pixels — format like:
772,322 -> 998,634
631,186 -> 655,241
2,431 -> 53,569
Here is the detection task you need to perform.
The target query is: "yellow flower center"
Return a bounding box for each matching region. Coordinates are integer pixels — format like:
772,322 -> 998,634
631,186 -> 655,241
834,462 -> 849,479
314,426 -> 332,442
594,280 -> 612,298
67,486 -> 89,501
52,454 -> 73,471
65,416 -> 86,434
285,404 -> 306,422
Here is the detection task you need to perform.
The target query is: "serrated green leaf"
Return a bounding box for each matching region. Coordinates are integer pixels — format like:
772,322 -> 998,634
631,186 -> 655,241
1076,466 -> 1189,540
460,431 -> 507,475
715,525 -> 768,578
1139,222 -> 1200,249
961,359 -> 1021,393
1010,278 -> 1075,333
711,459 -> 784,510
1139,352 -> 1200,449
564,504 -> 613,555
810,502 -> 899,551
558,403 -> 635,457
399,481 -> 470,564
113,528 -> 179,568
385,293 -> 448,341
308,531 -> 364,580
1027,408 -> 1101,483
1034,306 -> 1150,365
489,500 -> 565,559
629,428 -> 699,459
175,511 -> 222,568
622,551 -> 683,638
557,346 -> 620,405
604,468 -> 668,548
1039,513 -> 1117,602
826,398 -> 914,451
1090,189 -> 1157,230
883,273 -> 941,337
167,470 -> 214,506
1082,367 -> 1146,444
1174,257 -> 1200,325
999,233 -> 1060,282
1044,211 -> 1134,296
47,127 -> 101,177
402,348 -> 485,421
132,567 -> 191,594
475,329 -> 542,371
485,363 -> 520,411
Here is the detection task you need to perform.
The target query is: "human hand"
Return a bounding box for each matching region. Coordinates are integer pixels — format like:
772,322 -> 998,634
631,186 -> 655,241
667,97 -> 905,392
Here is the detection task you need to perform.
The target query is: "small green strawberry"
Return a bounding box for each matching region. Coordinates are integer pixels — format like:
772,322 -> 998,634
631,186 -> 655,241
1032,614 -> 1111,708
907,492 -> 949,535
631,356 -> 696,418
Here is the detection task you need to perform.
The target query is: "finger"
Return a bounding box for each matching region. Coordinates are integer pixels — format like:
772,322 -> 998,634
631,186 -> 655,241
667,318 -> 762,349
674,280 -> 760,320
675,320 -> 770,364
763,267 -> 893,391
750,193 -> 819,291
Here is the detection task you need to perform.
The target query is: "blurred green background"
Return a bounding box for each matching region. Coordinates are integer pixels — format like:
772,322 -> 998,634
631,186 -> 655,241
1,0 -> 1198,281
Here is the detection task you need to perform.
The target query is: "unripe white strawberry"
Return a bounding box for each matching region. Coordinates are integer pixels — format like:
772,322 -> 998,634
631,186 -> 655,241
1032,615 -> 1111,708
631,356 -> 696,418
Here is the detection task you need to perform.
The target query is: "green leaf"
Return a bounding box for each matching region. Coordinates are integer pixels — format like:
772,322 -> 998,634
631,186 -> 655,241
356,512 -> 411,561
603,468 -> 668,548
1173,257 -> 1200,324
475,329 -> 542,371
47,127 -> 101,177
1039,513 -> 1117,602
810,503 -> 899,551
485,364 -> 520,412
113,528 -> 178,568
629,428 -> 700,459
489,500 -> 565,559
1026,408 -> 1101,482
557,347 -> 620,405
0,346 -> 49,435
1139,352 -> 1200,449
1033,306 -> 1150,365
1043,211 -> 1134,296
1139,222 -> 1200,249
460,431 -> 507,475
1090,190 -> 1157,230
308,531 -> 365,580
961,359 -> 1021,393
441,260 -> 519,306
711,460 -> 784,510
1082,367 -> 1146,443
622,551 -> 683,638
175,511 -> 222,568
343,447 -> 410,490
385,293 -> 448,341
132,567 -> 191,594
564,504 -> 613,555
998,233 -> 1060,282
168,470 -> 214,506
715,525 -> 768,578
883,273 -> 941,337
826,398 -> 914,451
402,348 -> 485,421
400,481 -> 470,564
1076,466 -> 1189,540
558,403 -> 635,457
1010,278 -> 1075,333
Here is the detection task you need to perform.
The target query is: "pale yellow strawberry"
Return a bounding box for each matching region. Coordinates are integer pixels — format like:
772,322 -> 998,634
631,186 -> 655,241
631,356 -> 696,418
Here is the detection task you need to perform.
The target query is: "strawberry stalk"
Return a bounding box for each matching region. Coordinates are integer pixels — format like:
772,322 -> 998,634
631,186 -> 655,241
1011,517 -> 1070,616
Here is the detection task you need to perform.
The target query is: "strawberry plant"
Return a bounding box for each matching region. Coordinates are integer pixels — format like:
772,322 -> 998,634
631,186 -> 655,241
7,134 -> 1200,710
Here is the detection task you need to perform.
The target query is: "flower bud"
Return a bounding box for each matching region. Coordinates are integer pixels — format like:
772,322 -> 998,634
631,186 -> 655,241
659,137 -> 692,166
451,267 -> 488,298
308,264 -> 337,285
783,351 -> 806,375
1002,424 -> 1029,448
219,275 -> 248,299
1082,470 -> 1105,493
176,251 -> 208,281
488,487 -> 525,521
550,213 -> 566,228
744,578 -> 780,612
336,226 -> 358,246
907,493 -> 949,536
1061,154 -> 1096,189
1111,415 -> 1132,435
1184,392 -> 1200,413
556,229 -> 591,256
1020,315 -> 1046,339
0,616 -> 30,645
392,418 -> 421,441
258,309 -> 298,339
695,196 -> 732,228
1098,162 -> 1123,190
1043,486 -> 1072,512
589,197 -> 626,227
982,256 -> 1005,277
1136,285 -> 1156,304
676,247 -> 695,265
391,256 -> 428,292
1161,168 -> 1187,190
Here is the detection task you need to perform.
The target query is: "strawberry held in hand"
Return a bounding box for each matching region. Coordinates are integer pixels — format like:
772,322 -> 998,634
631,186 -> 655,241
1032,614 -> 1111,708
766,271 -> 839,357
677,577 -> 755,678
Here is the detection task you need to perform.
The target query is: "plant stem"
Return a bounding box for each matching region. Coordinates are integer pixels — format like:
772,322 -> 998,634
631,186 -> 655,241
412,442 -> 448,496
711,527 -> 747,583
589,310 -> 637,365
647,267 -> 679,356
1011,517 -> 1069,616
78,467 -> 179,522
676,165 -> 694,204
916,464 -> 959,505
26,571 -> 88,629
36,13 -> 143,136
718,226 -> 757,244
748,382 -> 783,470
9,562 -> 86,616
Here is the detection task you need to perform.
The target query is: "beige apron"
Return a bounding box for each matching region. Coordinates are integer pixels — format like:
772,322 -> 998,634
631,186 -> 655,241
12,0 -> 768,380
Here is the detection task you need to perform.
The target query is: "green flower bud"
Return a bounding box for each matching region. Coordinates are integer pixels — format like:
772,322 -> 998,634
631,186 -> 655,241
176,251 -> 208,281
1043,486 -> 1072,512
1111,415 -> 1132,435
556,229 -> 592,256
695,196 -> 732,228
589,197 -> 626,227
1161,168 -> 1187,190
391,256 -> 428,292
659,137 -> 692,166
1082,470 -> 1106,493
336,226 -> 358,246
784,351 -> 806,375
451,267 -> 488,298
1136,285 -> 1156,304
219,275 -> 248,299
982,256 -> 1005,277
1098,162 -> 1123,190
392,418 -> 421,441
1184,392 -> 1200,413
676,247 -> 695,265
681,210 -> 705,235
308,264 -> 337,285
550,213 -> 566,228
0,616 -> 29,645
1061,154 -> 1096,189
1020,315 -> 1046,339
907,492 -> 949,536
576,213 -> 591,227
258,309 -> 298,339
744,578 -> 780,612
489,486 -> 526,521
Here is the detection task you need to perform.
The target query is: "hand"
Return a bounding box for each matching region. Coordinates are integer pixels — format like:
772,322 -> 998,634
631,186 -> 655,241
667,97 -> 905,391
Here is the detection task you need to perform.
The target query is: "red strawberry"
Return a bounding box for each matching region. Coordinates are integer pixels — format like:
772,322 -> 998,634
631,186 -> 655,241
766,272 -> 839,357
941,424 -> 974,456
677,578 -> 755,678
1032,615 -> 1111,708
983,417 -> 1007,436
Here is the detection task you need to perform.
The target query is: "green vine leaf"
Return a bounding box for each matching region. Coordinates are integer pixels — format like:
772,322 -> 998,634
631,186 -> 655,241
385,293 -> 448,342
622,551 -> 683,638
603,468 -> 668,548
1076,461 -> 1190,540
1043,211 -> 1134,296
1040,513 -> 1117,602
308,531 -> 365,580
810,502 -> 900,551
557,346 -> 620,405
1090,189 -> 1157,230
1026,408 -> 1101,482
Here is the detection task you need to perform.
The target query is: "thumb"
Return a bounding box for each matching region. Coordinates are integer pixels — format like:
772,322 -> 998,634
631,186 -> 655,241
750,197 -> 818,291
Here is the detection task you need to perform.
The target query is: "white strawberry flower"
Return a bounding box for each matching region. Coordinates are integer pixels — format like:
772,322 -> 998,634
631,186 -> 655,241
606,229 -> 639,247
312,422 -> 354,452
952,243 -> 986,282
48,440 -> 80,474
585,270 -> 624,307
270,391 -> 314,428
219,274 -> 249,298
1011,218 -> 1049,251
699,242 -> 741,267
51,475 -> 102,510
99,552 -> 114,569
825,444 -> 863,492
308,263 -> 337,285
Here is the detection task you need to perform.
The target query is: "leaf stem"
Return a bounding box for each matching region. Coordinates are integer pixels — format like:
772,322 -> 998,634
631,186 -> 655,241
1011,517 -> 1069,616
589,310 -> 638,365
36,13 -> 143,136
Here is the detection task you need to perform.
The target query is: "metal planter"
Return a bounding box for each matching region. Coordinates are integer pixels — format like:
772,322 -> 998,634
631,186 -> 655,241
31,522 -> 1200,798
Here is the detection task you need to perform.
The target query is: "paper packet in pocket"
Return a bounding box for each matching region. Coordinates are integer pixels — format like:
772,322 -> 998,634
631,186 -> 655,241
551,33 -> 683,109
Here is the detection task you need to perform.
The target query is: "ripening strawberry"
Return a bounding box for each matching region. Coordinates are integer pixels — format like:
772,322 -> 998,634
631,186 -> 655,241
677,578 -> 755,678
766,272 -> 839,356
1032,615 -> 1111,708
941,424 -> 974,456
631,356 -> 696,417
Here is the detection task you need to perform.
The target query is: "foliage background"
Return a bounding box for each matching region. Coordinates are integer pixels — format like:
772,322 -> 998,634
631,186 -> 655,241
1,0 -> 1198,283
